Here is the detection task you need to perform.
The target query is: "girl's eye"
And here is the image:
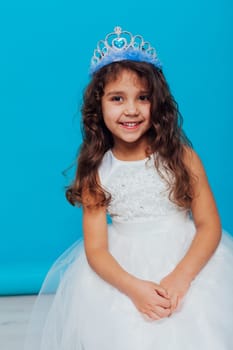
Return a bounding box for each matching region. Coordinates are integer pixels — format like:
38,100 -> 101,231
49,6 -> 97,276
139,95 -> 150,101
111,96 -> 123,102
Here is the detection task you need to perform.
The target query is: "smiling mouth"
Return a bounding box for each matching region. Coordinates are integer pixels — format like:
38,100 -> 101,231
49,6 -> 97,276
120,122 -> 142,129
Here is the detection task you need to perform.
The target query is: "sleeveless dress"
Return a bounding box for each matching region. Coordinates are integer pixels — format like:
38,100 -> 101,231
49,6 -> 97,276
24,150 -> 233,350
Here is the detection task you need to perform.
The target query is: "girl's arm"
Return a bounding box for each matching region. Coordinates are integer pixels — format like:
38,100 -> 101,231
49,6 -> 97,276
83,202 -> 171,320
160,148 -> 222,312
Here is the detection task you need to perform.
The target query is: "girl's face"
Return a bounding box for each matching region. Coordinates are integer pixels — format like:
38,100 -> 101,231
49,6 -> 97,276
101,69 -> 151,152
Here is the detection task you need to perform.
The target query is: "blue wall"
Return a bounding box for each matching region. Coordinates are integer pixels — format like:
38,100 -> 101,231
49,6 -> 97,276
0,0 -> 232,294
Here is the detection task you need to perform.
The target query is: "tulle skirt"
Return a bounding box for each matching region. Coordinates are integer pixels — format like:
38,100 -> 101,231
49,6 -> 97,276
24,214 -> 233,349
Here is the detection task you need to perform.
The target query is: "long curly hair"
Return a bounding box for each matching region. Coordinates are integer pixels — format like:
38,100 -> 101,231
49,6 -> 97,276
66,60 -> 194,208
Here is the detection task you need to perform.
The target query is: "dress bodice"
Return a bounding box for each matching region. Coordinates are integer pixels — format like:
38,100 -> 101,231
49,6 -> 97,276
98,150 -> 186,223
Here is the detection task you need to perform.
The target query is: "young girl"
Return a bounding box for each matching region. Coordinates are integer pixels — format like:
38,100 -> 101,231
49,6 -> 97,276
25,27 -> 233,349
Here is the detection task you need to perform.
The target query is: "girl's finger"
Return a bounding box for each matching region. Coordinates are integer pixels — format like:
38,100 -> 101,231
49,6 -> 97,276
142,313 -> 151,321
155,294 -> 171,308
153,305 -> 171,318
170,294 -> 179,313
147,310 -> 161,321
155,286 -> 169,298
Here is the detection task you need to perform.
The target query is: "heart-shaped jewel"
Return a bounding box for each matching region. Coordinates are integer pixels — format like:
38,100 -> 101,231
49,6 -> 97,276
112,37 -> 126,49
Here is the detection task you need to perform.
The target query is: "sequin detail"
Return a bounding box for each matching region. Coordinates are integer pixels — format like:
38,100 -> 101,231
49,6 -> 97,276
99,152 -> 185,223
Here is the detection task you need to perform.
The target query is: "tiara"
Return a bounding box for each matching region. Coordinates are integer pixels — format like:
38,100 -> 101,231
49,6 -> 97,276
90,26 -> 162,74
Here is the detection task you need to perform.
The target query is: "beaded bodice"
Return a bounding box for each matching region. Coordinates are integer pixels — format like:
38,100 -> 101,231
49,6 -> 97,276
98,150 -> 185,223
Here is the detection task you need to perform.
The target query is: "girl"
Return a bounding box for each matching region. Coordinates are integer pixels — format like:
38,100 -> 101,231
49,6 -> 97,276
25,27 -> 233,349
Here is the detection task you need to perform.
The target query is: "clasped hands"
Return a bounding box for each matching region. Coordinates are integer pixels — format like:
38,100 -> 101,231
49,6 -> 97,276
128,271 -> 191,321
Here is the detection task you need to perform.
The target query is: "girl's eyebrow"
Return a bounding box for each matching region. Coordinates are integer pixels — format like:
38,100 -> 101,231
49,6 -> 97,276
105,91 -> 125,96
105,90 -> 149,97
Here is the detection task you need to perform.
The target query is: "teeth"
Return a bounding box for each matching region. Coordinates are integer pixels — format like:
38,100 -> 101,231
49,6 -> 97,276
122,122 -> 138,126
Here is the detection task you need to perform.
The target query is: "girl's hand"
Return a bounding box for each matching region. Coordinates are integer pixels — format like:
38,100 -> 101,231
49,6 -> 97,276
160,271 -> 191,315
127,278 -> 171,321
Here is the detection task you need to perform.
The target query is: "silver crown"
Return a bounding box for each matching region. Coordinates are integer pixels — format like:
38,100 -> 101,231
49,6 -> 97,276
90,26 -> 162,74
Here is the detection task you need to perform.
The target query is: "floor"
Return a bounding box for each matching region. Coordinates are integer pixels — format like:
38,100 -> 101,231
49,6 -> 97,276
0,295 -> 36,350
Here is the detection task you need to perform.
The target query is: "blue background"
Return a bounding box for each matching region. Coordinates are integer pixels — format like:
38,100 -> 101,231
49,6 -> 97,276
0,0 -> 232,295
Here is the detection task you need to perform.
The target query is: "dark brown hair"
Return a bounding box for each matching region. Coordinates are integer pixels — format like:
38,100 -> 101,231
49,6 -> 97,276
66,60 -> 194,208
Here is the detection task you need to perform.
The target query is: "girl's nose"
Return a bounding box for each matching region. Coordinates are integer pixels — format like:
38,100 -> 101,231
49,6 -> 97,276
124,101 -> 139,116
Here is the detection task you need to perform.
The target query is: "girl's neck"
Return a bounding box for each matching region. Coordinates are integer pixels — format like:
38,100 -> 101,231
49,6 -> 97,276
112,142 -> 151,161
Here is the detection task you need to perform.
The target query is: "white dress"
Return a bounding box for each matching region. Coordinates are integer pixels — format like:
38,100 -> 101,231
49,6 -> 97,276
25,150 -> 233,350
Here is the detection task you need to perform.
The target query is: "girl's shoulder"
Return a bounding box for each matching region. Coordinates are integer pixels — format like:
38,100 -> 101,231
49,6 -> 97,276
182,146 -> 206,177
98,150 -> 114,186
99,149 -> 113,170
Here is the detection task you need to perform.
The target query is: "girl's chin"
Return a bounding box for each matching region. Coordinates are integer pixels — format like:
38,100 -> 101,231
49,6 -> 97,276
114,135 -> 148,146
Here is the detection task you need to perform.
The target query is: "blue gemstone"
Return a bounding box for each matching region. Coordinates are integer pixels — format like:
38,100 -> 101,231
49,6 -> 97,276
102,47 -> 108,54
113,38 -> 126,49
142,42 -> 149,50
96,51 -> 102,59
147,49 -> 155,55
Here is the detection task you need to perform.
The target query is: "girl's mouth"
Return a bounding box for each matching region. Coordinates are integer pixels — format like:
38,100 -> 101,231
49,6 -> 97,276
120,122 -> 141,129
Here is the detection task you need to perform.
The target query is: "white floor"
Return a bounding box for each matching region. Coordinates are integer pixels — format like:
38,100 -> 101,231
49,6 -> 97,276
0,295 -> 36,350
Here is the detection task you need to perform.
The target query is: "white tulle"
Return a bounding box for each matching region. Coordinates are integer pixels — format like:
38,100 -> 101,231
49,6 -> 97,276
24,150 -> 233,349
